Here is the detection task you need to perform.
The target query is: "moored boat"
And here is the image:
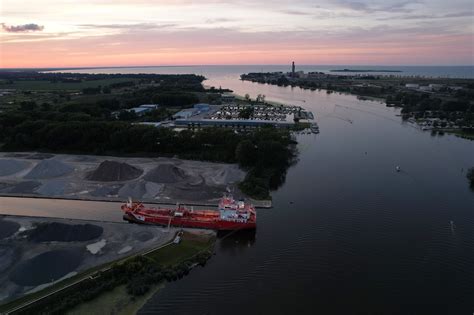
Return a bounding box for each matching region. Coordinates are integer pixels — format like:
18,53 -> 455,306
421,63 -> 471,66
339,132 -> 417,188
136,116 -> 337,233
310,123 -> 320,134
122,195 -> 256,230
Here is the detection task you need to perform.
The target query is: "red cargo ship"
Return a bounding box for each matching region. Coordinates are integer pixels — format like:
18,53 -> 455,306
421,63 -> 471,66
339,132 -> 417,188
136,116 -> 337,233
122,195 -> 256,230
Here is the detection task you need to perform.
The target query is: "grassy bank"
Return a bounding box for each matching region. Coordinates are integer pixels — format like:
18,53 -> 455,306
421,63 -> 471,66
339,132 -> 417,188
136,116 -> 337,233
65,231 -> 214,315
67,284 -> 163,315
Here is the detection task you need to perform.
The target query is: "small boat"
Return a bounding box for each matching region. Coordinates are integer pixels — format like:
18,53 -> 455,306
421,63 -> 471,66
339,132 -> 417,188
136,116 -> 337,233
310,123 -> 320,134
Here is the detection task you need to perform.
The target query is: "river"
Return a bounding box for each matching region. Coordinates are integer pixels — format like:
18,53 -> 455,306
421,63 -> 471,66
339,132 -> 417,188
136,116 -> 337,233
3,66 -> 474,314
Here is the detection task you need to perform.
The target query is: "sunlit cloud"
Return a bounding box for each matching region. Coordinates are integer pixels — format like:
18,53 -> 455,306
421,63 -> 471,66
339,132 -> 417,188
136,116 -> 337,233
1,23 -> 44,32
0,0 -> 472,67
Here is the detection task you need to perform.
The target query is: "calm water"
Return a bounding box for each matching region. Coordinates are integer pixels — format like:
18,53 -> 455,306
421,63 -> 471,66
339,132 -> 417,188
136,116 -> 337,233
55,64 -> 474,79
4,66 -> 474,313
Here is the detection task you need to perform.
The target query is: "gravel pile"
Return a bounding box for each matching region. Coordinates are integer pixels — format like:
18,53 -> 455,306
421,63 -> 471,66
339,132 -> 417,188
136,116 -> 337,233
4,153 -> 29,158
0,245 -> 18,274
118,180 -> 162,199
28,153 -> 54,160
4,181 -> 41,194
0,220 -> 20,239
0,182 -> 12,191
24,159 -> 73,179
168,184 -> 223,201
208,167 -> 245,186
25,222 -> 103,242
90,185 -> 123,197
9,248 -> 83,286
87,160 -> 143,182
36,180 -> 67,196
0,159 -> 30,176
144,164 -> 188,183
133,231 -> 154,242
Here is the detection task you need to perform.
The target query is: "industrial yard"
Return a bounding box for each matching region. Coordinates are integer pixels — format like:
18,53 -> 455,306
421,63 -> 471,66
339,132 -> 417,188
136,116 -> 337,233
0,152 -> 249,206
0,215 -> 179,303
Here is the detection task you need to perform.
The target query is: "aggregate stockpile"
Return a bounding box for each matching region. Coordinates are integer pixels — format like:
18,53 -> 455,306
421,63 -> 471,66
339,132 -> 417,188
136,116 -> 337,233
87,161 -> 143,182
0,216 -> 178,303
0,153 -> 247,205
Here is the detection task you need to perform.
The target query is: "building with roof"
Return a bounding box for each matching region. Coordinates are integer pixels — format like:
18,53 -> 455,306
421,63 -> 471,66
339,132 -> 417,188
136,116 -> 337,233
194,103 -> 210,112
174,118 -> 294,129
138,104 -> 160,109
126,104 -> 160,116
173,108 -> 200,119
221,94 -> 235,103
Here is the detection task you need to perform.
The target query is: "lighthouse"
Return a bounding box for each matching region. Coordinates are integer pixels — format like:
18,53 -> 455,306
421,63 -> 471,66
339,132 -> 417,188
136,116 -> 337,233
292,61 -> 295,77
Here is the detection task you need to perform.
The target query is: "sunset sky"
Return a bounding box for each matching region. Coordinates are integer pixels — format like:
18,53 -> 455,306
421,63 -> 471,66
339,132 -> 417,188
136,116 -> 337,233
1,0 -> 473,68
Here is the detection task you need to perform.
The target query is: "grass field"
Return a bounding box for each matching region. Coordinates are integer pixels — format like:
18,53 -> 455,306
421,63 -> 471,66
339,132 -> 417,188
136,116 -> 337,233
0,257 -> 125,314
146,231 -> 215,267
67,284 -> 164,315
0,78 -> 137,91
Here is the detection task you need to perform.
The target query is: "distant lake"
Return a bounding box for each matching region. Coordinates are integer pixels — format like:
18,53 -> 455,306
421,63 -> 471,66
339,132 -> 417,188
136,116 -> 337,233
50,64 -> 474,79
6,66 -> 474,314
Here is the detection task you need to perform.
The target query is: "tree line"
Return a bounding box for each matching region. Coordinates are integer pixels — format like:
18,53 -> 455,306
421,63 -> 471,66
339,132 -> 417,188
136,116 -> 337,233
17,250 -> 213,314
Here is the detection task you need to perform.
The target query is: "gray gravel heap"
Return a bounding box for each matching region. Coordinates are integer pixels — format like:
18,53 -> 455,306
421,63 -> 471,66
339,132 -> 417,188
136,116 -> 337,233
24,159 -> 74,179
0,159 -> 30,176
144,164 -> 188,183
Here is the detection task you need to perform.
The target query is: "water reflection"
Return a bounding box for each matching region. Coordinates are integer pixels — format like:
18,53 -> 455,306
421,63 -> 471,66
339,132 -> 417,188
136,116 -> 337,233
216,229 -> 257,252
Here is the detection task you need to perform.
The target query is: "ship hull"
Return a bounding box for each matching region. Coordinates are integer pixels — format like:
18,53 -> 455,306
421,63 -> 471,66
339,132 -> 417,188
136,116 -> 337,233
123,213 -> 256,231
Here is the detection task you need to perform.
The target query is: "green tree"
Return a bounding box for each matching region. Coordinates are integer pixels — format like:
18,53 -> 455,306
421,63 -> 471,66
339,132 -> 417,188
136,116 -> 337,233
235,140 -> 256,167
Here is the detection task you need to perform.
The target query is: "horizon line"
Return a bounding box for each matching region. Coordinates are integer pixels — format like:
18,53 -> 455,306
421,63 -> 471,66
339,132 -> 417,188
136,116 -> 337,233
1,64 -> 473,71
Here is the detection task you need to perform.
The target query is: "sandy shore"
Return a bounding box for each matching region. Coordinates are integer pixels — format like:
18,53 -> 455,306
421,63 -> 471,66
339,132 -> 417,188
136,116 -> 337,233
0,152 -> 271,207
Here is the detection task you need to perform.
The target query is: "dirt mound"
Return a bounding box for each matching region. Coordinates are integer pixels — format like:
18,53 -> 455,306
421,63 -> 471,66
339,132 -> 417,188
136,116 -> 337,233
144,164 -> 188,183
87,160 -> 143,182
0,159 -> 29,176
0,220 -> 20,239
25,222 -> 103,242
9,248 -> 83,286
118,180 -> 162,199
24,159 -> 73,179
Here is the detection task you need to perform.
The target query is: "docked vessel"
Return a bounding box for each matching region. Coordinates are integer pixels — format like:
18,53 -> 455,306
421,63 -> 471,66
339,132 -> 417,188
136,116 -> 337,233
310,123 -> 320,134
122,195 -> 256,230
